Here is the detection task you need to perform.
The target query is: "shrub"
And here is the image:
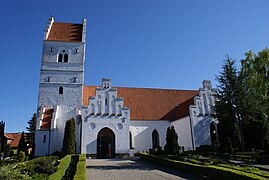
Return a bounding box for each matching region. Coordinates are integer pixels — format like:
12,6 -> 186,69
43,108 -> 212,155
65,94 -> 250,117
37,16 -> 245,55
48,155 -> 71,180
62,118 -> 76,156
164,126 -> 180,155
21,156 -> 58,176
0,164 -> 31,180
18,151 -> 26,162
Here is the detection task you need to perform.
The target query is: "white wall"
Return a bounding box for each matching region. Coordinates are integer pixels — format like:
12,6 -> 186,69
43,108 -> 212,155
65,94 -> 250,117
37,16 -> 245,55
35,131 -> 50,156
171,116 -> 194,151
81,113 -> 130,155
130,120 -> 170,152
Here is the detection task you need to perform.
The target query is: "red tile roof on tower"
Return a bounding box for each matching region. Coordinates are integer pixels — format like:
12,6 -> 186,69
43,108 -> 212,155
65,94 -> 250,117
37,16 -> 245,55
83,86 -> 198,121
47,22 -> 83,42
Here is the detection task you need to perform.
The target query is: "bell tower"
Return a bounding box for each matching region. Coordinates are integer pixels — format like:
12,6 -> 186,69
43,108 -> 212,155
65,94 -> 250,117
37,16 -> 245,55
35,16 -> 86,156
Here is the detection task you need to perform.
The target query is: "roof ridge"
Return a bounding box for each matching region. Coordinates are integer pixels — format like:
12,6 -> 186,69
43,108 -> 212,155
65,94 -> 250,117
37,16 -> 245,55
84,85 -> 197,92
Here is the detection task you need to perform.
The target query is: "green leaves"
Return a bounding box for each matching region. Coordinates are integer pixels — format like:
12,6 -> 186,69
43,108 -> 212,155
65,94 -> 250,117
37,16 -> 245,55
61,118 -> 76,156
216,48 -> 269,152
164,126 -> 180,155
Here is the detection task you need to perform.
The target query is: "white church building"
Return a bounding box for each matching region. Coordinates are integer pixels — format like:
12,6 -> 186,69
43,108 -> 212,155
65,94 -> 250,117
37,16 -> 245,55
35,17 -> 218,158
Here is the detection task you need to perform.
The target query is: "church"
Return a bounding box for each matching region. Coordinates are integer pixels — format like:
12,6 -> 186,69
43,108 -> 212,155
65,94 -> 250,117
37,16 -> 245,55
35,17 -> 218,158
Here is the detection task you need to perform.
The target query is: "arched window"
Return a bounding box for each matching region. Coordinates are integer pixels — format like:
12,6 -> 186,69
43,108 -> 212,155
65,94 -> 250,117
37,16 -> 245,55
64,54 -> 68,63
152,129 -> 160,149
58,53 -> 63,62
59,86 -> 63,94
129,131 -> 133,149
43,135 -> 46,143
210,123 -> 217,144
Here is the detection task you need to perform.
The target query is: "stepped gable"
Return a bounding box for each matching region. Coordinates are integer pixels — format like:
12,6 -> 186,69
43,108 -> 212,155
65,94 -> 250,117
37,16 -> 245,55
83,86 -> 198,121
40,109 -> 54,130
47,22 -> 83,42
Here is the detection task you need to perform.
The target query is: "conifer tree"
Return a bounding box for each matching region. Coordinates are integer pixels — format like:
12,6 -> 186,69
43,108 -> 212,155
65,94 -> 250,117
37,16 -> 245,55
215,56 -> 244,152
18,131 -> 27,154
61,118 -> 76,156
0,121 -> 6,154
26,113 -> 36,156
164,126 -> 180,155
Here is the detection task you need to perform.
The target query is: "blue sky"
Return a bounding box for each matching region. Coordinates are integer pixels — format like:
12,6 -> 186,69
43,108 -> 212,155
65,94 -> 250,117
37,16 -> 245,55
1,0 -> 269,132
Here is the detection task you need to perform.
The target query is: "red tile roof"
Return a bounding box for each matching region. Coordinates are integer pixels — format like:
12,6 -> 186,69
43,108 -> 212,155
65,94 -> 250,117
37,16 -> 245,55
5,133 -> 24,148
83,86 -> 198,120
162,97 -> 195,121
40,109 -> 54,130
47,22 -> 83,42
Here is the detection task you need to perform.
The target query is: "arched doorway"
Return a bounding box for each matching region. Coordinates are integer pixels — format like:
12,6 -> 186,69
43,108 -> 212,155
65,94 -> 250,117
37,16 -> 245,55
97,127 -> 115,158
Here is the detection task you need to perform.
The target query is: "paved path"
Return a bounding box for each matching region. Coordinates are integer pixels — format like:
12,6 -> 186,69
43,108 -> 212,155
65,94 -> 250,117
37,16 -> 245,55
86,157 -> 203,180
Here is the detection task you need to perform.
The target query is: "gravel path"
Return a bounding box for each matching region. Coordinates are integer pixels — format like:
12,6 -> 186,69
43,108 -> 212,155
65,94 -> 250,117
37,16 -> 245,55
86,157 -> 203,180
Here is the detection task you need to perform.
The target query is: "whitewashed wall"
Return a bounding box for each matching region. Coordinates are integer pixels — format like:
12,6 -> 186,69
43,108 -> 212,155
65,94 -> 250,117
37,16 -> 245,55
171,116 -> 194,151
35,131 -> 50,156
130,120 -> 170,152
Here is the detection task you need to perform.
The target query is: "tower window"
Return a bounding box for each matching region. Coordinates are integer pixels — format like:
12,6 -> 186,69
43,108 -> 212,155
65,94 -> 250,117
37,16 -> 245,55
105,98 -> 108,105
59,86 -> 63,94
64,54 -> 68,63
75,48 -> 78,53
73,77 -> 77,83
43,135 -> 46,143
58,54 -> 63,62
49,47 -> 54,52
47,77 -> 51,82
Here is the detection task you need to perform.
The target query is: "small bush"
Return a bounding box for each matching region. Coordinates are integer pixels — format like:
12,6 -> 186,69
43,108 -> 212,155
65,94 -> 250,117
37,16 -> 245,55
0,164 -> 31,180
21,156 -> 58,176
18,151 -> 26,162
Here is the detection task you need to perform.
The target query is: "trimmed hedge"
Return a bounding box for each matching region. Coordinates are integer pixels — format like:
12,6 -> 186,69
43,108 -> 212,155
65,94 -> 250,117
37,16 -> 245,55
62,155 -> 79,179
138,153 -> 267,180
74,154 -> 86,180
48,155 -> 71,180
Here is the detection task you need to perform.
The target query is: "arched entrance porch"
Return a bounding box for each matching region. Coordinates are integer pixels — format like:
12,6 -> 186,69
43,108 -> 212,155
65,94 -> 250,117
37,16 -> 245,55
97,127 -> 115,158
